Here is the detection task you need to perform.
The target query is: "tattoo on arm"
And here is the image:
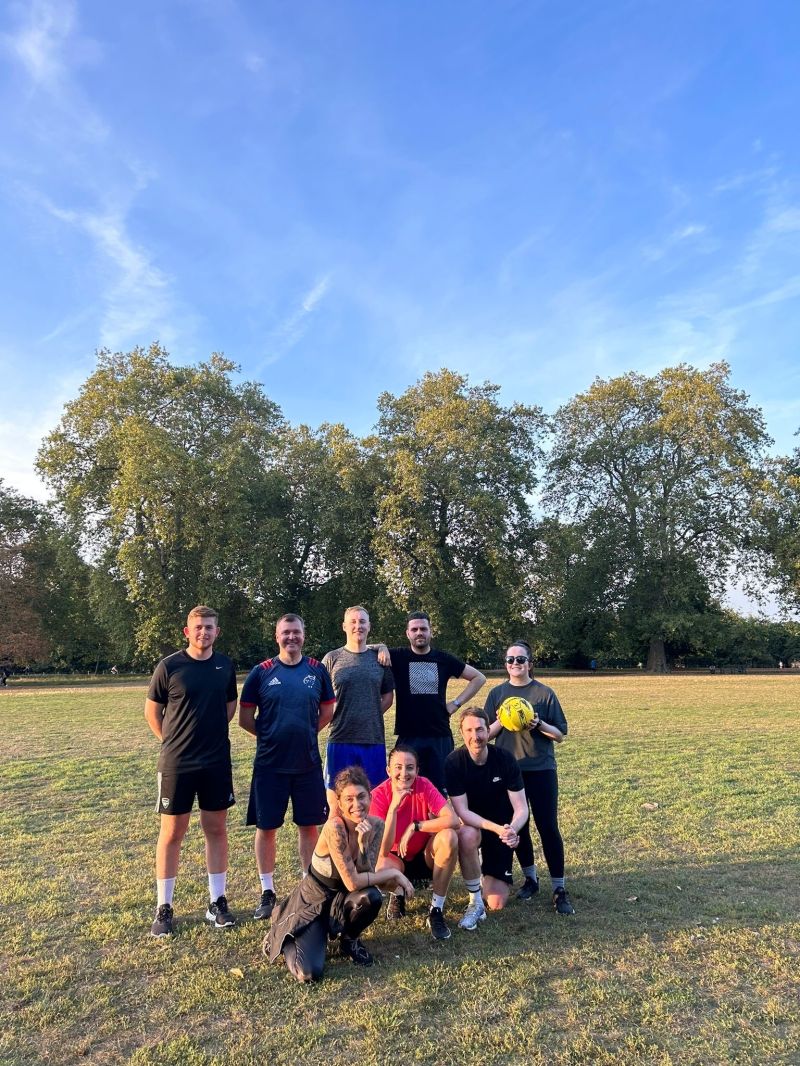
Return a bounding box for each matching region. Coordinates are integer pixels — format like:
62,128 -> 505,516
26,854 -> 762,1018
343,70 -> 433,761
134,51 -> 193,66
325,820 -> 360,890
364,819 -> 382,871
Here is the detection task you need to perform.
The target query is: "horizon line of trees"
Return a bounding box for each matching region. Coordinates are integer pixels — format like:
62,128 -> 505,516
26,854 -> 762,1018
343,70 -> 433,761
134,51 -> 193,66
3,344 -> 800,673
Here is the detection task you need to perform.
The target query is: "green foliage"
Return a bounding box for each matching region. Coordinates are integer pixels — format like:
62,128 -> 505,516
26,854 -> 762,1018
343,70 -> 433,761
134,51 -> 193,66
371,369 -> 545,661
36,345 -> 288,663
544,362 -> 771,670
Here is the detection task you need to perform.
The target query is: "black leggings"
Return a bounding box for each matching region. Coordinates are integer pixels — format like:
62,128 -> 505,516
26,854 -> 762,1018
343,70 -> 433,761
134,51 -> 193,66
515,768 -> 565,879
283,885 -> 382,982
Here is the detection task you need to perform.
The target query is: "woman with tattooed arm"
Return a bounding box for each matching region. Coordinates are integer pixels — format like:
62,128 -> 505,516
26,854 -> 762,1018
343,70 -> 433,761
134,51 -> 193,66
265,765 -> 414,982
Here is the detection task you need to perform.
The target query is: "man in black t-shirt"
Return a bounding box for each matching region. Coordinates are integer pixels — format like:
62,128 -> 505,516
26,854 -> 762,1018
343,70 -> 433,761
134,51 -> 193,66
444,708 -> 528,931
144,605 -> 238,937
375,612 -> 486,792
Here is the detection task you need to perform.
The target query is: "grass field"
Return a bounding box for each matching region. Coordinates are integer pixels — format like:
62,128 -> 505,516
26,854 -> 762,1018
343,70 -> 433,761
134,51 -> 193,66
1,674 -> 798,1065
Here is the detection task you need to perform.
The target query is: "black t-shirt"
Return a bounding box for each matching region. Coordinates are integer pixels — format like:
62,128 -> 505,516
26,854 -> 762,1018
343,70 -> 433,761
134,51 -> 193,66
390,647 -> 466,737
147,650 -> 238,772
444,745 -> 524,824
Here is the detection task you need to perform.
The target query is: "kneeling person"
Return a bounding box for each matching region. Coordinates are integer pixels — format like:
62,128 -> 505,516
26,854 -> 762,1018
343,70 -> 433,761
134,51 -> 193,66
266,766 -> 415,982
369,746 -> 459,940
445,708 -> 529,930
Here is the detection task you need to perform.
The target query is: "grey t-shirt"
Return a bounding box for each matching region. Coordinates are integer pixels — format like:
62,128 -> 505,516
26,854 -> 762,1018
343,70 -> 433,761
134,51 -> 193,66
321,647 -> 394,745
485,678 -> 568,772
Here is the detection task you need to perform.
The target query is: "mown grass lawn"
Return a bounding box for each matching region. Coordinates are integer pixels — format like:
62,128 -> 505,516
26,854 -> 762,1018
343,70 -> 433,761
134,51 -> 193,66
1,674 -> 798,1065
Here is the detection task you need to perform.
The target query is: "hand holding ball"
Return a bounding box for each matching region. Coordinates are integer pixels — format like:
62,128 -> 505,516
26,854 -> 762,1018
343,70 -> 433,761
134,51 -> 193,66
497,696 -> 535,732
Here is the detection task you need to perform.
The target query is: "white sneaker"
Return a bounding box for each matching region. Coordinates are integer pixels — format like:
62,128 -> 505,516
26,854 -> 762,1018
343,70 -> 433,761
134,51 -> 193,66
458,900 -> 486,931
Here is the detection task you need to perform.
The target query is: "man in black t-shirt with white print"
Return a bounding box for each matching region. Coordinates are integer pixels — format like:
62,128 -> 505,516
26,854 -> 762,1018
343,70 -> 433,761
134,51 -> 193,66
145,605 -> 238,937
375,612 -> 486,792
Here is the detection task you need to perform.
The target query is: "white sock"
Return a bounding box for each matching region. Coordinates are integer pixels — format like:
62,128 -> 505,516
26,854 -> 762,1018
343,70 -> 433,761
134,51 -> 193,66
157,877 -> 175,907
208,871 -> 227,901
260,872 -> 274,892
431,893 -> 446,910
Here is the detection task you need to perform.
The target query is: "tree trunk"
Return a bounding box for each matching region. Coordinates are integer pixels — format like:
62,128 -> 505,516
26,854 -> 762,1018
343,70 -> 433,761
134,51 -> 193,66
647,637 -> 668,673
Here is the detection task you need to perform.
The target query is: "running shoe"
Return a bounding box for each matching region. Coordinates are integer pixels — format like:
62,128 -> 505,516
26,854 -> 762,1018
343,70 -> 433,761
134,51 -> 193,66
340,936 -> 373,966
254,889 -> 277,920
458,900 -> 486,931
426,906 -> 451,940
206,895 -> 237,928
386,892 -> 406,920
517,876 -> 540,901
553,887 -> 575,915
150,903 -> 174,937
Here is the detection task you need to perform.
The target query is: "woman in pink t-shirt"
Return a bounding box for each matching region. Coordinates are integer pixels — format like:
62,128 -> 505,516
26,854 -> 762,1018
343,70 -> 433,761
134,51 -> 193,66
369,745 -> 459,940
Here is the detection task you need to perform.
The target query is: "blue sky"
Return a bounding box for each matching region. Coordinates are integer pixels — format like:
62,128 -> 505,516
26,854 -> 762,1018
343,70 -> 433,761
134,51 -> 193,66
2,0 -> 800,504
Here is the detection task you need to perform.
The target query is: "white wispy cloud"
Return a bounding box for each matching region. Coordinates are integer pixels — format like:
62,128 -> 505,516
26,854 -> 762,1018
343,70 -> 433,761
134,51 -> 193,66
258,274 -> 332,368
4,0 -> 75,87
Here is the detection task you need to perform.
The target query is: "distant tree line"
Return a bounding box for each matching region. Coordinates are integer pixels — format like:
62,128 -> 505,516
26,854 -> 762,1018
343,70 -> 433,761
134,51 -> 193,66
3,345 -> 800,673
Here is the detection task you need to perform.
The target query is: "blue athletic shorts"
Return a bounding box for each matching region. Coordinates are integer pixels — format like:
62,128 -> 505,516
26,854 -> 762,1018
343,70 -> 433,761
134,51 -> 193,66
324,742 -> 388,790
246,767 -> 327,829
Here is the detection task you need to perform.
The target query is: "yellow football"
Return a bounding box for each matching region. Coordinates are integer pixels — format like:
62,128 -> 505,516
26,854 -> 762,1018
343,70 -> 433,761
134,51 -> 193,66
497,696 -> 535,732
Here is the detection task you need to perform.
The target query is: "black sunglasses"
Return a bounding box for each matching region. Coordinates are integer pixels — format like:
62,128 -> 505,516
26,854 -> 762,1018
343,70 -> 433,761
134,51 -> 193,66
505,655 -> 530,665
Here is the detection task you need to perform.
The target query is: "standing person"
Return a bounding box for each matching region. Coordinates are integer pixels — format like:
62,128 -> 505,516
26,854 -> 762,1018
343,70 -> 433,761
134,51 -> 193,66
144,605 -> 238,937
373,612 -> 486,793
266,766 -> 415,982
239,614 -> 335,921
369,745 -> 459,939
485,641 -> 575,915
322,606 -> 394,807
444,708 -> 529,930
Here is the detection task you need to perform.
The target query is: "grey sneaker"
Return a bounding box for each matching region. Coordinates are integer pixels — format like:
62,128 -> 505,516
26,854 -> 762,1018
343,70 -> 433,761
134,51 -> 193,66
151,903 -> 174,937
254,889 -> 277,920
206,895 -> 236,928
553,887 -> 575,915
386,892 -> 406,920
426,906 -> 451,940
517,876 -> 540,901
458,900 -> 486,931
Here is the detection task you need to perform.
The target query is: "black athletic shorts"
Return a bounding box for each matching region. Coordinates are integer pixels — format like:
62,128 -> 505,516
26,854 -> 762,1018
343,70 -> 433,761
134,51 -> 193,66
479,830 -> 515,884
155,765 -> 235,816
246,768 -> 328,829
397,845 -> 434,882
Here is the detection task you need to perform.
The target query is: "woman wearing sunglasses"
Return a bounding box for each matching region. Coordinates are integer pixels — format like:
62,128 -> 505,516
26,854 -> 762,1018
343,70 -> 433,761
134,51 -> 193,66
485,641 -> 575,915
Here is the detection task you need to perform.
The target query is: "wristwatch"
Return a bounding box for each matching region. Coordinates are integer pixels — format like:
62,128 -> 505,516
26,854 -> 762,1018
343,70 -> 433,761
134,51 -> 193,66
414,821 -> 421,833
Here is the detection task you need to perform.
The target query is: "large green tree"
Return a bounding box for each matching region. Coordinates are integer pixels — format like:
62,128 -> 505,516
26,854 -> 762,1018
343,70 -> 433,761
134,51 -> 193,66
544,362 -> 770,670
0,481 -> 105,668
756,449 -> 800,611
37,345 -> 287,663
370,369 -> 544,662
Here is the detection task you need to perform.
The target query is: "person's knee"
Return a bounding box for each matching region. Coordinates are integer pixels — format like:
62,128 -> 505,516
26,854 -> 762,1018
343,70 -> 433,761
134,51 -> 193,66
458,825 -> 480,852
434,828 -> 458,861
485,894 -> 506,911
158,818 -> 188,845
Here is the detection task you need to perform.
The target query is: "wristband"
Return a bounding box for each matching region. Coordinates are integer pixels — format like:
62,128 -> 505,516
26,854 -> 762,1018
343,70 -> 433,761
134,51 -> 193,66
414,820 -> 421,833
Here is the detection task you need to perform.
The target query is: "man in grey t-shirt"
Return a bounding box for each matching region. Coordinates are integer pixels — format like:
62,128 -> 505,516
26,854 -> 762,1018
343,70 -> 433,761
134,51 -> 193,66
322,605 -> 394,809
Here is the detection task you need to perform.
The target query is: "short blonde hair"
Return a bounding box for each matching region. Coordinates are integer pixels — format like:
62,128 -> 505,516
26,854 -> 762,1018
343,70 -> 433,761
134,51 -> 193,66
343,605 -> 369,621
187,605 -> 218,623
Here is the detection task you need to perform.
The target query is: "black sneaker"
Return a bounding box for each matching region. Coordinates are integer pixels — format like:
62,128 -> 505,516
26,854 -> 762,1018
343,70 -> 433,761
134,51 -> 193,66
426,906 -> 451,940
254,889 -> 277,920
151,903 -> 174,937
206,895 -> 236,928
517,876 -> 540,901
553,887 -> 575,915
386,892 -> 406,920
340,936 -> 373,966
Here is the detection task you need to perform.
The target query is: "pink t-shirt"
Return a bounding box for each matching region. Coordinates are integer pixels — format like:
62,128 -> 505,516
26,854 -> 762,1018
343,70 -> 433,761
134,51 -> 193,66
369,776 -> 448,859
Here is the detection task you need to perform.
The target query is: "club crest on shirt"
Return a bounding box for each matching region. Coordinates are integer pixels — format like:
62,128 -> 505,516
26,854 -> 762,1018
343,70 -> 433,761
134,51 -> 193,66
161,797 -> 170,808
303,674 -> 316,688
